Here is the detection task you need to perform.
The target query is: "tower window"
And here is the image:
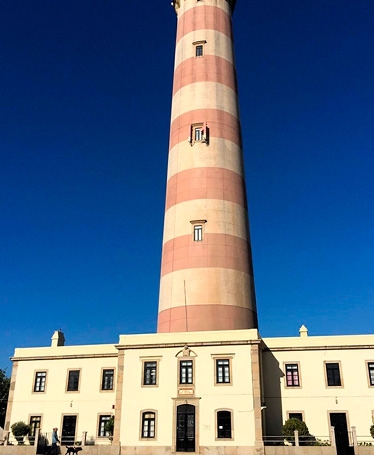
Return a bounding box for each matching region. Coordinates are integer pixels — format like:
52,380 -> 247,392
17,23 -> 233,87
193,225 -> 203,241
193,40 -> 206,58
189,123 -> 209,145
194,127 -> 203,141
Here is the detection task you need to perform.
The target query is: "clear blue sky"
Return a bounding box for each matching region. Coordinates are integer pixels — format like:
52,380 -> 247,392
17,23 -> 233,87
1,0 -> 373,372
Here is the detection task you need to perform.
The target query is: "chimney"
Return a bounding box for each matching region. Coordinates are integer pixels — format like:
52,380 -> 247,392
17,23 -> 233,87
299,325 -> 308,338
51,330 -> 65,347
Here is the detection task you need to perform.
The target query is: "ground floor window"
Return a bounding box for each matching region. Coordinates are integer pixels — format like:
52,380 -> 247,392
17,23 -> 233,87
217,410 -> 232,439
141,412 -> 155,438
98,415 -> 112,437
29,416 -> 41,437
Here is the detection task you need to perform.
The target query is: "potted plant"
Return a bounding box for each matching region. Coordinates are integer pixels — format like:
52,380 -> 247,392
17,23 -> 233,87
11,421 -> 31,445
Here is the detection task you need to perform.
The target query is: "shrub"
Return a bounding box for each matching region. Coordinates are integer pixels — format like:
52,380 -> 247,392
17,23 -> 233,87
11,421 -> 31,445
370,425 -> 374,439
105,416 -> 114,442
282,418 -> 310,444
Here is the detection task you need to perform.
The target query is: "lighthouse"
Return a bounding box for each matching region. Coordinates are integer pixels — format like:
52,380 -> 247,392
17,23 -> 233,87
157,0 -> 258,332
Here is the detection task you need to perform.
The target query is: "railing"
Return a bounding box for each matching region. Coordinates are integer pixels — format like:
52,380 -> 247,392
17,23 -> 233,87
263,432 -> 332,447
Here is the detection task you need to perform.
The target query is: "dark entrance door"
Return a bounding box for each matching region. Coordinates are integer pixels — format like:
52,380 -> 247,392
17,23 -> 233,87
61,415 -> 77,446
330,413 -> 353,455
176,404 -> 195,452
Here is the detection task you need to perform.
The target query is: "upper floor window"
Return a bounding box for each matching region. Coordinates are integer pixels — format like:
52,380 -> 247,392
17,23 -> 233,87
102,369 -> 114,390
141,412 -> 156,438
98,415 -> 112,437
285,364 -> 300,387
325,362 -> 342,387
67,370 -> 80,391
143,361 -> 157,386
216,359 -> 230,384
180,360 -> 193,384
217,410 -> 232,439
33,371 -> 46,392
368,362 -> 374,386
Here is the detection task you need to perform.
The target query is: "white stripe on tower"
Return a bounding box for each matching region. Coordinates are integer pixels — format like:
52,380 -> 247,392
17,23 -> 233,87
157,0 -> 258,333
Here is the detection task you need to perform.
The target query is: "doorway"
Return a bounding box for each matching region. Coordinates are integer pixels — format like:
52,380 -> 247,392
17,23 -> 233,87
330,413 -> 353,455
61,415 -> 77,446
176,404 -> 195,452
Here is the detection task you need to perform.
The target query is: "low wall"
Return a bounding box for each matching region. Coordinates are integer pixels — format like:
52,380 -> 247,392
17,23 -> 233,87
0,447 -> 35,455
354,447 -> 374,455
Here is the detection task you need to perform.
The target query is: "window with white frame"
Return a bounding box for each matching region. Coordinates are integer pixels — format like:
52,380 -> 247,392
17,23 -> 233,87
216,359 -> 230,384
143,361 -> 157,386
33,371 -> 46,392
193,225 -> 203,241
180,360 -> 193,384
98,415 -> 112,437
101,369 -> 114,390
368,362 -> 374,386
141,412 -> 155,438
29,416 -> 41,437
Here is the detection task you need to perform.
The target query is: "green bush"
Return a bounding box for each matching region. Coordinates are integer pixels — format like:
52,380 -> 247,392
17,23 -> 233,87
282,418 -> 310,444
370,424 -> 374,439
11,421 -> 31,445
104,416 -> 114,442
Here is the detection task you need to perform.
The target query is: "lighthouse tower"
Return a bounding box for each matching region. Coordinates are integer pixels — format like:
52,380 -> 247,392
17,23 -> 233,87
157,0 -> 257,333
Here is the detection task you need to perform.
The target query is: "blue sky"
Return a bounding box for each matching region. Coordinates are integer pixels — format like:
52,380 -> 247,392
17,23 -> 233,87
1,0 -> 373,372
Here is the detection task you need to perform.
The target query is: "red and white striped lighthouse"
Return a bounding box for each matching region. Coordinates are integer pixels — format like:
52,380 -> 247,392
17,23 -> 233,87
157,0 -> 258,333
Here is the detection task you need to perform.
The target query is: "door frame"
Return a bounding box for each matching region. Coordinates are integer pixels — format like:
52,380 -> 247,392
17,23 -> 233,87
172,398 -> 200,454
328,411 -> 353,455
61,414 -> 78,446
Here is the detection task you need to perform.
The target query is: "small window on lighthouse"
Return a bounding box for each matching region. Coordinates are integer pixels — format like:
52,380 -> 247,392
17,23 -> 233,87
193,40 -> 206,57
194,127 -> 203,141
193,225 -> 203,242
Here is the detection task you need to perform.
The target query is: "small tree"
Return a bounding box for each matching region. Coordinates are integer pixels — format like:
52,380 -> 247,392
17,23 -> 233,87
0,369 -> 10,428
282,418 -> 310,444
104,416 -> 114,443
11,421 -> 31,445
